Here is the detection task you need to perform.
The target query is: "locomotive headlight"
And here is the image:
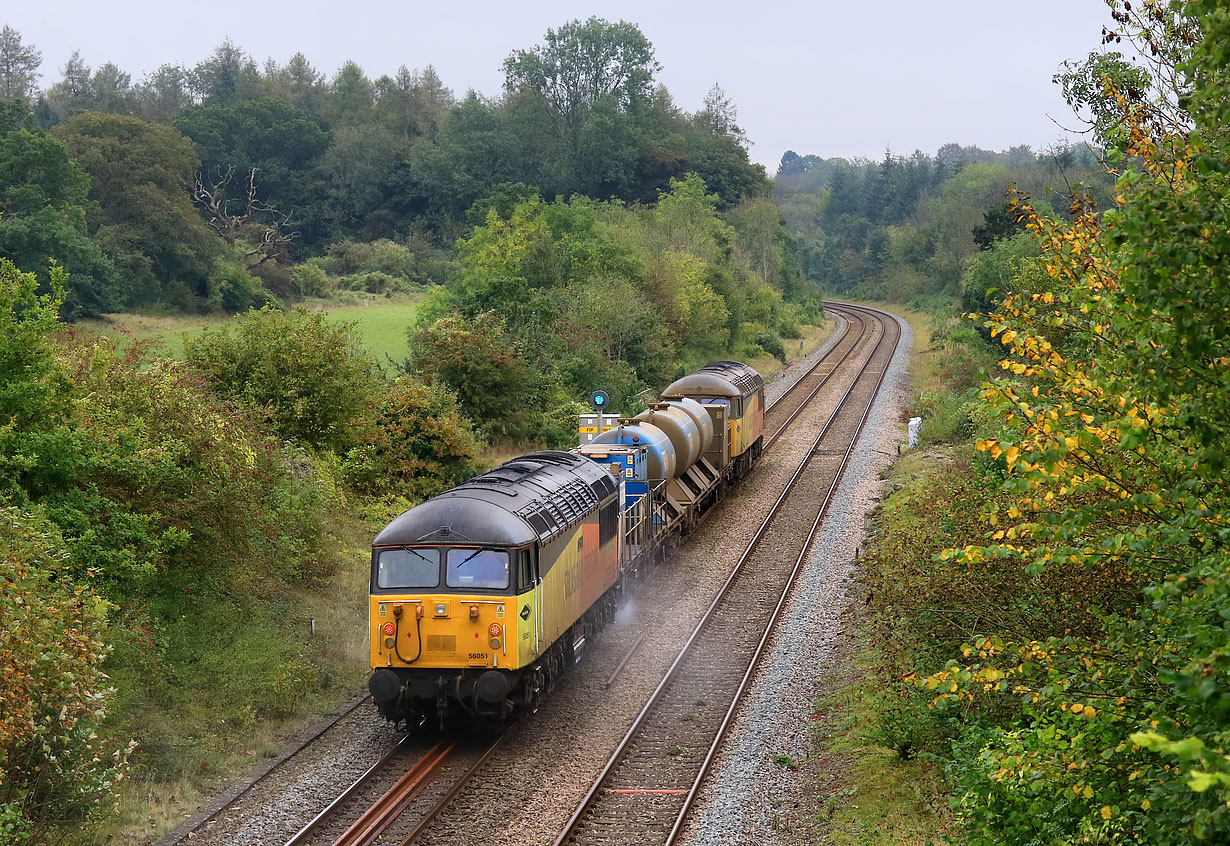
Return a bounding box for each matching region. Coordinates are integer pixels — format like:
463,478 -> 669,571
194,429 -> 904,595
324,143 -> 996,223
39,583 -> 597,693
490,638 -> 501,649
435,602 -> 447,617
488,623 -> 502,636
383,637 -> 395,649
382,622 -> 395,636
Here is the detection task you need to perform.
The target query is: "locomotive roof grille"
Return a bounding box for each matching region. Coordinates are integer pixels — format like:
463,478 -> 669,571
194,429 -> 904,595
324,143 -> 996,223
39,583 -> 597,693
696,360 -> 764,394
661,360 -> 764,401
373,450 -> 617,548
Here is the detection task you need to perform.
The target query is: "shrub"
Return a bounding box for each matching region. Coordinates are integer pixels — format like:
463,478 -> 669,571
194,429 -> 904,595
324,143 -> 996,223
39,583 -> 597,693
290,263 -> 333,297
207,257 -> 268,313
0,260 -> 79,501
339,270 -> 401,294
343,377 -> 482,501
316,239 -> 415,280
0,506 -> 133,842
47,332 -> 335,588
185,307 -> 383,453
753,330 -> 787,363
775,318 -> 802,340
408,311 -> 541,439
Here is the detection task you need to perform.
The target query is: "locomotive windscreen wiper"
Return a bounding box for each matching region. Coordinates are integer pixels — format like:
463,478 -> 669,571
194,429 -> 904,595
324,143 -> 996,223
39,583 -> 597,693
452,546 -> 498,568
400,547 -> 435,565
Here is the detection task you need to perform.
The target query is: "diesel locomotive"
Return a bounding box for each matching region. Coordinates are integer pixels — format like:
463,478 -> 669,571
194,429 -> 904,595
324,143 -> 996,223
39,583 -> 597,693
367,361 -> 765,725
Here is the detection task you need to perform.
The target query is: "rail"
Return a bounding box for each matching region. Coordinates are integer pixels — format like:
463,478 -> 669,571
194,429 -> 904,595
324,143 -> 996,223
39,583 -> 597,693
552,306 -> 901,846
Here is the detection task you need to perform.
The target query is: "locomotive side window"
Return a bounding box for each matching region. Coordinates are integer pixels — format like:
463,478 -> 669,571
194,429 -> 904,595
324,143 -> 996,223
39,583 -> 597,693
516,549 -> 536,593
446,548 -> 510,590
377,548 -> 440,589
599,498 -> 618,546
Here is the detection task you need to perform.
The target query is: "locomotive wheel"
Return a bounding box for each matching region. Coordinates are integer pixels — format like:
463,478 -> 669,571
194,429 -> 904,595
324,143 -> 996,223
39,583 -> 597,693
523,667 -> 546,713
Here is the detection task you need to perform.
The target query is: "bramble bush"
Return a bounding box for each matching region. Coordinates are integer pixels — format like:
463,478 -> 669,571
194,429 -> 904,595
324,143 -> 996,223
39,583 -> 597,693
0,506 -> 133,843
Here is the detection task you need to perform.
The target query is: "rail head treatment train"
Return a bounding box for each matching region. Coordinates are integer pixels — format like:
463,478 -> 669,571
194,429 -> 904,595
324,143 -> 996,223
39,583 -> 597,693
367,361 -> 765,726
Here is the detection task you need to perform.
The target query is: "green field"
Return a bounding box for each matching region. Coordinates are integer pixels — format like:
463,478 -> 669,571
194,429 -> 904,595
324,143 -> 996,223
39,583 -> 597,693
313,296 -> 426,365
83,293 -> 427,365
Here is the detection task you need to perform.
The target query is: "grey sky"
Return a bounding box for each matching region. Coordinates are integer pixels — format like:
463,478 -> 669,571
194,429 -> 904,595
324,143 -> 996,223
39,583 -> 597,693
7,0 -> 1113,172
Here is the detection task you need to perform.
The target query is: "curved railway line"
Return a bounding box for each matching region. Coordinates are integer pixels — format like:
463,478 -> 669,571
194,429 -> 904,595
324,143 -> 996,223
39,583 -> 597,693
158,302 -> 901,846
550,305 -> 899,846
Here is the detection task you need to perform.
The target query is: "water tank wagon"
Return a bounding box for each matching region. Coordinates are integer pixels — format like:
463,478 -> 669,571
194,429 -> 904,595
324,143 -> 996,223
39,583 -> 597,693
591,422 -> 677,481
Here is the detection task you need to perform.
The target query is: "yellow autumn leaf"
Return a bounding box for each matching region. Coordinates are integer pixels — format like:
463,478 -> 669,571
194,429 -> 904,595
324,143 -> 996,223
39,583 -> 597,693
1101,806 -> 1112,820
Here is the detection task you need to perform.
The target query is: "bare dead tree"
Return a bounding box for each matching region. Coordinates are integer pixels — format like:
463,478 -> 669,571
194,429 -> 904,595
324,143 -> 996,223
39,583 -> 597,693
192,166 -> 299,263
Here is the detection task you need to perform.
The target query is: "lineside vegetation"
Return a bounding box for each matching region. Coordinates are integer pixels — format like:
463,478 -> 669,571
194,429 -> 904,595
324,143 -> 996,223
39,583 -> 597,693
846,3 -> 1230,843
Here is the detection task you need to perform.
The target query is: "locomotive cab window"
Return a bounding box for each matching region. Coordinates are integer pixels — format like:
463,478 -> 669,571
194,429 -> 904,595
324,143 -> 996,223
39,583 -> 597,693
446,547 -> 509,590
376,547 -> 440,589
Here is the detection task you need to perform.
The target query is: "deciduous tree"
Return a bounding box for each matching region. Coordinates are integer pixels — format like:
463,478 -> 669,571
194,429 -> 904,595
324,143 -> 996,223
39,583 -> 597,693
54,112 -> 227,303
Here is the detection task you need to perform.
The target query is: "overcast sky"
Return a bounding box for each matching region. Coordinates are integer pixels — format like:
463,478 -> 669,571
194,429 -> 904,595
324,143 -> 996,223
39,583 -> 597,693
7,0 -> 1113,172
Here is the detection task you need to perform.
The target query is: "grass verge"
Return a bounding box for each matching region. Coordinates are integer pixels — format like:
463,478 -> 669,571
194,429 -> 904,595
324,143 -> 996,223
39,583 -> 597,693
746,317 -> 836,382
816,666 -> 955,846
805,302 -> 994,845
99,516 -> 374,844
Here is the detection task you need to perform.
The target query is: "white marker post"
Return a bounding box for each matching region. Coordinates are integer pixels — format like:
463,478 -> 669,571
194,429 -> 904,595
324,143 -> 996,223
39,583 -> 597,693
907,417 -> 922,448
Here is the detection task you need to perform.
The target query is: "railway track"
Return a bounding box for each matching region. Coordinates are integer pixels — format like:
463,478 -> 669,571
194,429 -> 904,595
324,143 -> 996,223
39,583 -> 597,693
161,303 -> 895,846
763,303 -> 868,446
153,695 -> 377,846
284,734 -> 502,846
550,306 -> 900,846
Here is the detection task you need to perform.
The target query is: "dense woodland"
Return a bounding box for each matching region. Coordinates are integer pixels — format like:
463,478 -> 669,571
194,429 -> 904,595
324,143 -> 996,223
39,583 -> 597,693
0,19 -> 767,316
4,2 -> 1230,844
774,141 -> 1117,304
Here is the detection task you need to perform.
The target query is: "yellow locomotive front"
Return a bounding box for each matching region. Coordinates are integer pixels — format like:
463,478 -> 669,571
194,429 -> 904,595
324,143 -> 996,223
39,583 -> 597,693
367,452 -> 620,726
371,545 -> 523,667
